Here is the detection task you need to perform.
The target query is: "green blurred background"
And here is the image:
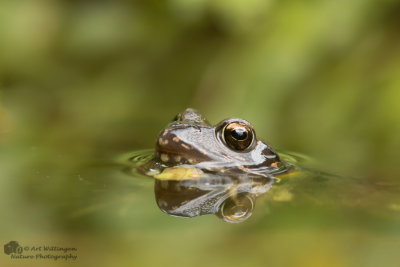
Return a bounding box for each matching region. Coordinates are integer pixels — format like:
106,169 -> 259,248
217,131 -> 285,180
1,0 -> 400,266
1,0 -> 400,178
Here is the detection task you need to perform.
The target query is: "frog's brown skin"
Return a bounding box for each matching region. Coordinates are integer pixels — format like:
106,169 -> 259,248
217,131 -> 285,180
154,108 -> 280,176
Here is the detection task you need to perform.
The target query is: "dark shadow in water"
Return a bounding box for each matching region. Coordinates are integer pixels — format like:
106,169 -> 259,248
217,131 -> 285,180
154,175 -> 274,223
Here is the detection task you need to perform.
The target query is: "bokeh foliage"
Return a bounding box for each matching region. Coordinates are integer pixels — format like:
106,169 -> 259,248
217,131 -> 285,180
1,0 -> 400,178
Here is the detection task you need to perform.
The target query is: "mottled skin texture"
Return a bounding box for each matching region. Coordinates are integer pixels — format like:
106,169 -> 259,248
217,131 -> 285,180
154,108 -> 280,176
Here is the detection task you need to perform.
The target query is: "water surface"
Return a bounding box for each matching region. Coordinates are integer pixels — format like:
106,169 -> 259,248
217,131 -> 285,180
1,145 -> 400,267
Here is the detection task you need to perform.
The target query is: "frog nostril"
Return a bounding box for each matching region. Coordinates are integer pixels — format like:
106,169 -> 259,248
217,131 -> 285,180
172,113 -> 181,122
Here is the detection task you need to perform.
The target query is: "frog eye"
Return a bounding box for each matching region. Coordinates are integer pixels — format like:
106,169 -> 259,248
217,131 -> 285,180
221,122 -> 254,151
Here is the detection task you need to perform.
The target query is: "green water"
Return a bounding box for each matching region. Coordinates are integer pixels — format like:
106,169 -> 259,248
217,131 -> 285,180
1,143 -> 400,267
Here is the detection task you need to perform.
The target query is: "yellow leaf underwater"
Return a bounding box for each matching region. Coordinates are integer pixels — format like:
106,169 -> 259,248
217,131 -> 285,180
154,167 -> 204,180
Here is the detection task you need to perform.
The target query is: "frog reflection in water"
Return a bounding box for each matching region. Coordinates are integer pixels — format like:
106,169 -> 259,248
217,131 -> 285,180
138,108 -> 288,223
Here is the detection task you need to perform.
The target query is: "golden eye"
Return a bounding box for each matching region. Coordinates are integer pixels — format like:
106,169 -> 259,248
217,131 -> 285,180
222,122 -> 254,151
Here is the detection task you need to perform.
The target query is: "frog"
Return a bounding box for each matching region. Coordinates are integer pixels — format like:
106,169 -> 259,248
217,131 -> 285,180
128,108 -> 300,222
139,108 -> 285,179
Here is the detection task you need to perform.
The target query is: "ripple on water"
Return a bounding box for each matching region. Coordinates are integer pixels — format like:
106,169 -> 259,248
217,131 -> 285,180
121,149 -> 310,223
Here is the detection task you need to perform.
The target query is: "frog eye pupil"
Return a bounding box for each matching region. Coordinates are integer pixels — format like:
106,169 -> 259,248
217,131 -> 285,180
231,128 -> 248,141
222,122 -> 254,151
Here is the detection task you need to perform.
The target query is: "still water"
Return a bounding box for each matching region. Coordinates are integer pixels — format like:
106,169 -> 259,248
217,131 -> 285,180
1,137 -> 400,266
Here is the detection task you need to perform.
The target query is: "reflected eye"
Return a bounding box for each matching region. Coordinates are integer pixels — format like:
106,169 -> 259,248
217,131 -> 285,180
218,193 -> 254,223
222,122 -> 254,151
